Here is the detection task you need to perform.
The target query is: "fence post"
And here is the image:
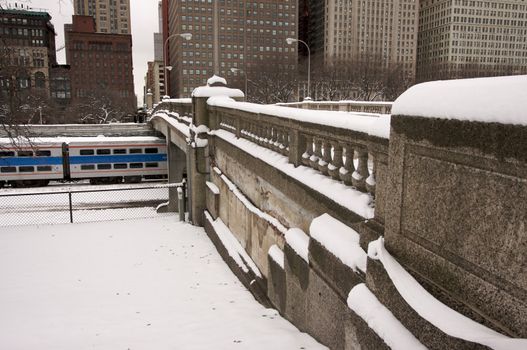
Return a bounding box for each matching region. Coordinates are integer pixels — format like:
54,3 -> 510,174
68,192 -> 73,223
178,183 -> 185,222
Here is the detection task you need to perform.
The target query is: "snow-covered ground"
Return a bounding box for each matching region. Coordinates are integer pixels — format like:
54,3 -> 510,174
0,216 -> 325,349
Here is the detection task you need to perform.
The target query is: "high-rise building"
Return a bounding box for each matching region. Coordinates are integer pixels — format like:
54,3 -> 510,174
65,15 -> 135,110
164,0 -> 298,98
299,0 -> 419,79
144,60 -> 165,105
73,0 -> 131,34
417,0 -> 527,82
0,8 -> 57,94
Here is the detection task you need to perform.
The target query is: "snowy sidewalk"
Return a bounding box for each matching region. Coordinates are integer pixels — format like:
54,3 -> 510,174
0,217 -> 324,349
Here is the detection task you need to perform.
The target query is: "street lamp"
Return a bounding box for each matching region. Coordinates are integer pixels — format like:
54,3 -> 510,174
230,68 -> 248,101
164,33 -> 192,98
286,37 -> 310,100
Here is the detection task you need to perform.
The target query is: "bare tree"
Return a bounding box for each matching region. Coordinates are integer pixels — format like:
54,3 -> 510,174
242,63 -> 297,104
67,91 -> 132,124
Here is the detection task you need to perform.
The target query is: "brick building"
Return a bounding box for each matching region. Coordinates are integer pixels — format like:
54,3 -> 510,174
65,15 -> 135,111
163,0 -> 298,98
0,8 -> 57,94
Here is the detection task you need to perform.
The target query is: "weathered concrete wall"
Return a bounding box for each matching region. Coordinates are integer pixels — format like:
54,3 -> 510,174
386,116 -> 527,338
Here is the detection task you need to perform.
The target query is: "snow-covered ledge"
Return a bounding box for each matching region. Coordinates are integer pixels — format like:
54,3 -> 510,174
392,75 -> 527,124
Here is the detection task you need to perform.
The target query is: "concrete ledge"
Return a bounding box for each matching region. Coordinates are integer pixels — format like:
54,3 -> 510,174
204,212 -> 271,308
365,258 -> 489,350
267,253 -> 286,313
345,310 -> 391,350
309,238 -> 364,301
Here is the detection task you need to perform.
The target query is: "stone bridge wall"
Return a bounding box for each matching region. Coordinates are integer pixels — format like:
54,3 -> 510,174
154,82 -> 526,349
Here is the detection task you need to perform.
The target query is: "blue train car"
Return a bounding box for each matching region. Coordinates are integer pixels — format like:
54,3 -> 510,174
0,136 -> 168,188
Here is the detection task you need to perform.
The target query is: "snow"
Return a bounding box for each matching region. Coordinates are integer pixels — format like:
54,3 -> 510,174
207,75 -> 228,86
392,75 -> 527,125
213,130 -> 375,219
0,135 -> 165,144
207,96 -> 391,139
206,181 -> 220,195
310,214 -> 367,273
0,216 -> 324,349
348,283 -> 426,350
368,238 -> 527,350
161,98 -> 192,104
285,228 -> 310,263
205,211 -> 262,278
192,86 -> 245,98
217,169 -> 288,234
150,111 -> 190,138
268,244 -> 285,270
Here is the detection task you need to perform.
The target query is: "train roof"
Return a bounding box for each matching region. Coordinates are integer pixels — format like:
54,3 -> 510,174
0,136 -> 166,146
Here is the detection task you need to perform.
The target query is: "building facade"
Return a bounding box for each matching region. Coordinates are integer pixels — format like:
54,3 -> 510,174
144,60 -> 165,105
417,0 -> 527,81
65,15 -> 135,110
299,0 -> 419,79
73,0 -> 131,34
0,8 -> 57,94
164,0 -> 298,98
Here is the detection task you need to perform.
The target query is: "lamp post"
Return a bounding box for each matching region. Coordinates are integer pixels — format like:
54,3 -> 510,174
230,68 -> 248,101
164,33 -> 192,98
286,37 -> 310,100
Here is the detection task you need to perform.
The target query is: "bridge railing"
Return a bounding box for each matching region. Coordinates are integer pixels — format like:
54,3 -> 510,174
210,104 -> 390,200
277,100 -> 393,114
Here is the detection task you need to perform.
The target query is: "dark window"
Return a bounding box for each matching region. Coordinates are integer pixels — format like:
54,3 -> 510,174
97,149 -> 111,155
113,149 -> 126,154
80,149 -> 94,155
19,166 -> 34,172
0,167 -> 16,173
129,148 -> 143,154
114,163 -> 127,169
145,162 -> 158,168
18,151 -> 33,157
35,150 -> 51,157
0,151 -> 15,157
97,164 -> 111,170
145,148 -> 158,154
81,164 -> 95,170
37,166 -> 52,171
130,163 -> 143,168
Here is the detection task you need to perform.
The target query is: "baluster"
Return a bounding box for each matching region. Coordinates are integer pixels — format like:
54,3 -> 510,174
280,129 -> 289,155
328,142 -> 343,180
302,135 -> 313,166
310,138 -> 322,169
318,141 -> 331,175
366,153 -> 376,196
339,145 -> 354,186
270,127 -> 279,151
352,148 -> 368,191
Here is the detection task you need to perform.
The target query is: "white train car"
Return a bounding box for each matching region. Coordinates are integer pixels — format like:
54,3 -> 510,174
0,139 -> 64,188
67,136 -> 168,184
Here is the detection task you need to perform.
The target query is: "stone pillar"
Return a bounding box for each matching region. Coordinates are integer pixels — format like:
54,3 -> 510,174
167,130 -> 186,212
146,90 -> 153,110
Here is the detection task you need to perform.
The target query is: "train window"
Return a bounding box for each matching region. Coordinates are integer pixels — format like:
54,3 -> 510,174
81,164 -> 95,170
114,163 -> 127,169
0,151 -> 14,157
80,149 -> 95,155
19,166 -> 34,172
145,162 -> 158,168
113,149 -> 127,154
18,151 -> 33,157
97,164 -> 111,170
97,149 -> 111,155
130,163 -> 143,168
0,167 -> 16,173
145,148 -> 159,154
129,148 -> 143,154
35,150 -> 51,157
37,166 -> 52,171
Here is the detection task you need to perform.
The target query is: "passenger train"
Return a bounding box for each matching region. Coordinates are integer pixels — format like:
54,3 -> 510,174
0,136 -> 168,188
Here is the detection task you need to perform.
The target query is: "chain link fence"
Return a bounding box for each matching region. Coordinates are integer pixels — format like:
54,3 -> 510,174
0,183 -> 184,227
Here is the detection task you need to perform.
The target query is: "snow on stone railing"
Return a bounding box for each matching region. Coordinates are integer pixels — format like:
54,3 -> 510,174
278,100 -> 393,115
207,96 -> 390,198
153,98 -> 193,117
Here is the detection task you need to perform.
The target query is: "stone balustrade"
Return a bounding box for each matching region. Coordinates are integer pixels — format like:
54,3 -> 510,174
210,105 -> 389,202
277,100 -> 393,114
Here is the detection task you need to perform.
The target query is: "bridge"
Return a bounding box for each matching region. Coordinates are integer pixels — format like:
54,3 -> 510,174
149,75 -> 527,349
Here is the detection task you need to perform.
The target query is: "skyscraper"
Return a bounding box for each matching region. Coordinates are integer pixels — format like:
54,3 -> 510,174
164,0 -> 298,98
299,0 -> 419,80
417,0 -> 527,82
73,0 -> 131,34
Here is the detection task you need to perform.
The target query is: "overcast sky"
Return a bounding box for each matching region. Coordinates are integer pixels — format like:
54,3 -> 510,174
1,0 -> 159,107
